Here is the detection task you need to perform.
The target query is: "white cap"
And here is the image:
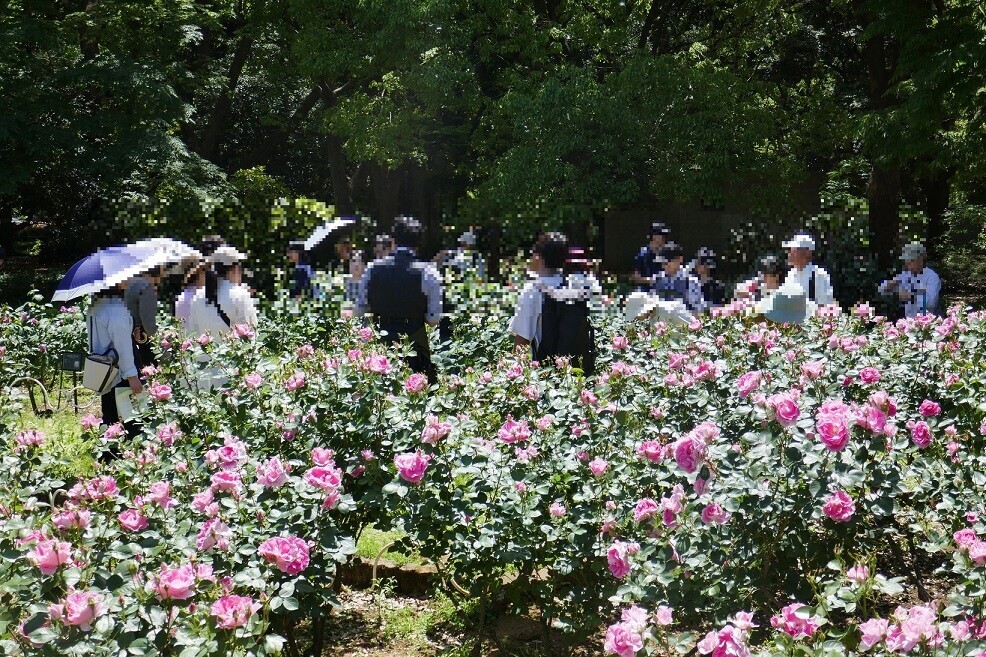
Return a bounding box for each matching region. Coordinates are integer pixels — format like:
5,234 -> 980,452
900,242 -> 926,261
782,233 -> 816,250
210,245 -> 247,266
458,231 -> 476,246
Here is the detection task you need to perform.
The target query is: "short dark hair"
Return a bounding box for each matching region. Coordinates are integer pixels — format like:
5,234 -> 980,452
759,254 -> 786,277
696,247 -> 717,268
534,232 -> 569,270
287,240 -> 306,253
200,235 -> 225,257
649,222 -> 671,238
658,242 -> 684,263
393,216 -> 423,248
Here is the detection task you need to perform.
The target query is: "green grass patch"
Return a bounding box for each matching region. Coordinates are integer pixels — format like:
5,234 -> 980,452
356,526 -> 424,567
15,408 -> 97,480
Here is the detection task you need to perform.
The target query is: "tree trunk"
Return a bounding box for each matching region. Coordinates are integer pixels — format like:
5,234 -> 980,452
198,37 -> 254,163
863,27 -> 901,272
325,132 -> 356,215
867,164 -> 901,272
922,169 -> 952,263
370,163 -> 404,233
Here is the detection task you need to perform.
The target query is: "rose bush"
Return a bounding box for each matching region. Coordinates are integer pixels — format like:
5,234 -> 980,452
3,277 -> 986,655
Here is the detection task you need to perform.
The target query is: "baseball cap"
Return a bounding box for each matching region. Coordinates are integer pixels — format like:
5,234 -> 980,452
900,242 -> 926,261
210,245 -> 247,266
649,222 -> 671,237
782,233 -> 816,250
696,247 -> 717,267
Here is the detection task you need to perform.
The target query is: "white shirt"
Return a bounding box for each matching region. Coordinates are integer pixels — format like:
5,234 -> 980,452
87,296 -> 138,382
879,267 -> 941,317
174,286 -> 198,324
187,279 -> 258,336
784,263 -> 834,306
508,272 -> 565,347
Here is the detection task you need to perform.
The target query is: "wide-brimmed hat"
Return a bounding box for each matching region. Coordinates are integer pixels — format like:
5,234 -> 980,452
625,292 -> 695,326
756,282 -> 813,324
900,242 -> 926,261
782,233 -> 816,250
210,245 -> 247,267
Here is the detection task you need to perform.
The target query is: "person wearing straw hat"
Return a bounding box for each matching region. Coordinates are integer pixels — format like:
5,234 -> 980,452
879,242 -> 941,318
631,222 -> 671,289
652,242 -> 706,313
187,245 -> 258,336
782,232 -> 834,306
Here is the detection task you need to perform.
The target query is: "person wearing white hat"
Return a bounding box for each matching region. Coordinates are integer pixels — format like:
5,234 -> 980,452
434,229 -> 486,281
187,245 -> 258,336
878,242 -> 941,318
782,232 -> 834,307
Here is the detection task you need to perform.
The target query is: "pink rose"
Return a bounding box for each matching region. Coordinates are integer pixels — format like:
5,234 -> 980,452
244,372 -> 263,389
118,509 -> 149,532
858,618 -> 889,649
148,481 -> 177,509
80,414 -> 101,431
801,361 -> 825,380
655,605 -> 674,626
736,371 -> 762,399
258,535 -> 310,575
284,371 -> 306,392
498,418 -> 531,444
604,621 -> 643,657
918,399 -> 941,417
211,595 -> 260,629
549,502 -> 567,517
612,336 -> 629,350
196,518 -> 232,552
148,382 -> 172,401
672,437 -> 704,474
49,590 -> 103,632
767,392 -> 800,427
701,503 -> 730,525
210,470 -> 243,496
152,564 -> 197,600
588,458 -> 609,477
27,539 -> 72,575
232,323 -> 255,340
770,603 -> 819,639
606,540 -> 638,578
859,367 -> 881,384
910,421 -> 933,448
394,450 -> 431,485
637,440 -> 664,463
256,457 -> 290,488
304,466 -> 343,492
311,447 -> 335,466
404,373 -> 429,394
816,414 -> 850,451
954,528 -> 977,547
156,422 -> 181,447
421,416 -> 453,444
633,498 -> 660,523
364,354 -> 391,373
52,508 -> 91,531
846,564 -> 870,583
822,490 -> 856,522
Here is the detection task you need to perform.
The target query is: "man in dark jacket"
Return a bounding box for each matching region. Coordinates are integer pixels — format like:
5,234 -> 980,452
356,216 -> 442,382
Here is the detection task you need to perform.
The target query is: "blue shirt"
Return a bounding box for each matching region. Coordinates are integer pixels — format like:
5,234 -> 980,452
633,246 -> 660,287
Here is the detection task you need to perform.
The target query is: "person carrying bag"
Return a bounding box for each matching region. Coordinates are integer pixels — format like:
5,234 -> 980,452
86,288 -> 143,430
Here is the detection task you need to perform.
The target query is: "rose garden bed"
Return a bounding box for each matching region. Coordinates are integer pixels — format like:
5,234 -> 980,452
2,283 -> 986,656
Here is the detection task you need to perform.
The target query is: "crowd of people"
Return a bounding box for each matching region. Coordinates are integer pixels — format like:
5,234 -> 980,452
81,217 -> 942,443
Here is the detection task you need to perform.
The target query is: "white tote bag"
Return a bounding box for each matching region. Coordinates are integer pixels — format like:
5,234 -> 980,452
82,314 -> 120,395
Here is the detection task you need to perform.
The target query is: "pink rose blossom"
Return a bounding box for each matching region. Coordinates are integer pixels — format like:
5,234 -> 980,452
311,447 -> 335,466
211,595 -> 260,629
210,470 -> 243,496
606,540 -> 638,579
536,414 -> 555,430
259,535 -> 311,574
736,371 -> 762,399
549,502 -> 567,517
14,429 -> 45,450
637,440 -> 664,463
364,354 -> 391,374
909,421 -> 933,448
498,418 -> 531,444
768,392 -> 800,427
284,371 -> 306,392
673,437 -> 704,474
394,450 -> 431,485
859,367 -> 881,384
152,564 -> 197,600
421,416 -> 453,444
231,323 -> 255,340
604,621 -> 643,657
816,414 -> 850,451
589,458 -> 609,477
148,481 -> 177,509
27,539 -> 72,575
304,466 -> 343,492
244,372 -> 263,389
256,457 -> 290,488
118,509 -> 149,532
612,336 -> 629,350
80,414 -> 101,430
822,490 -> 856,522
919,399 -> 941,417
49,590 -> 103,631
701,503 -> 730,525
846,564 -> 870,583
103,423 -> 124,440
633,498 -> 660,522
148,382 -> 172,401
859,618 -> 890,649
801,361 -> 825,380
156,423 -> 181,447
198,333 -> 212,346
770,603 -> 820,639
404,373 -> 429,394
52,508 -> 91,531
655,605 -> 674,626
196,518 -> 232,552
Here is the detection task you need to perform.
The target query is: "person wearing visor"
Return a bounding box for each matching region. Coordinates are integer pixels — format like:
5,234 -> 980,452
631,222 -> 671,290
782,232 -> 833,306
652,241 -> 706,313
879,242 -> 941,318
693,247 -> 726,308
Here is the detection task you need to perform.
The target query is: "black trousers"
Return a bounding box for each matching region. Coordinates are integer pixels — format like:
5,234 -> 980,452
99,381 -> 140,460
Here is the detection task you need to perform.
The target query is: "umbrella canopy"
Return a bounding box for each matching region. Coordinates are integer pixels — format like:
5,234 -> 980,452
130,238 -> 202,276
304,218 -> 357,251
52,244 -> 173,302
